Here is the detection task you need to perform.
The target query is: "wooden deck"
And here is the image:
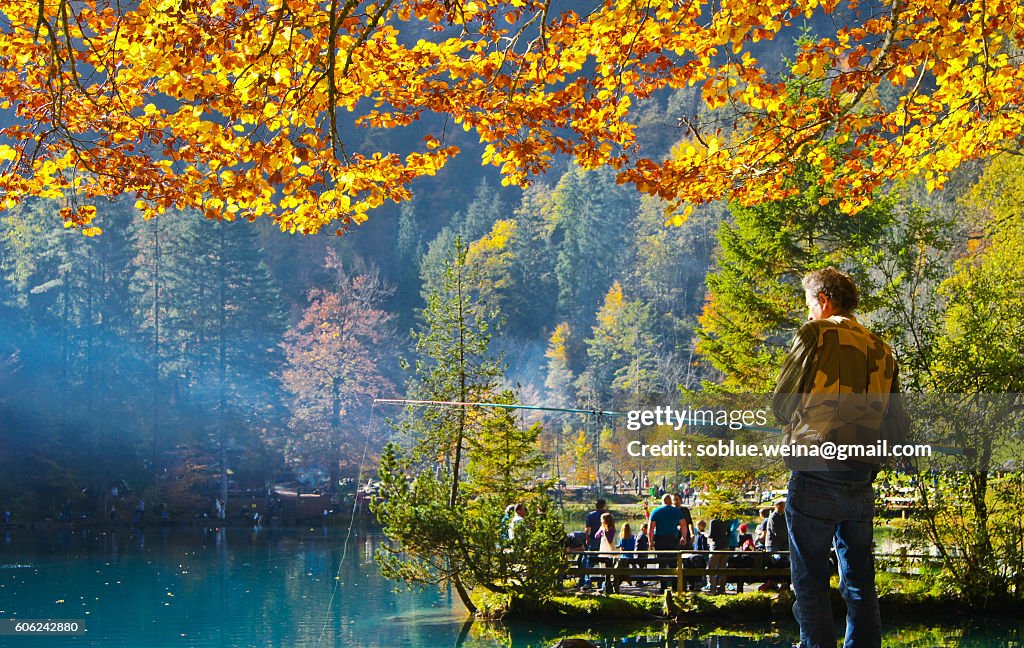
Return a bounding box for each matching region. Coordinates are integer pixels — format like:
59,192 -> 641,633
569,548 -> 941,595
569,549 -> 791,594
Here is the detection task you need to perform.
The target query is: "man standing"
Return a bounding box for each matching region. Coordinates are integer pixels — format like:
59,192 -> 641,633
670,492 -> 695,548
647,494 -> 685,591
581,498 -> 607,589
773,267 -> 908,648
706,516 -> 730,594
765,499 -> 788,552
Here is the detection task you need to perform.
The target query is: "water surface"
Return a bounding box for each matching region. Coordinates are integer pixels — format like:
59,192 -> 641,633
1,527 -> 1020,647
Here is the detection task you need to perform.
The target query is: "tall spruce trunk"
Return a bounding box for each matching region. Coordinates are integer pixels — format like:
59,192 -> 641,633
447,256 -> 477,614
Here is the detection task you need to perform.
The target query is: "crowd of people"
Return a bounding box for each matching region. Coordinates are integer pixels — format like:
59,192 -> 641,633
567,494 -> 791,594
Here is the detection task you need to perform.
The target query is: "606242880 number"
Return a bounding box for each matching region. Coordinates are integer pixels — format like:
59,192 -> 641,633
0,619 -> 86,635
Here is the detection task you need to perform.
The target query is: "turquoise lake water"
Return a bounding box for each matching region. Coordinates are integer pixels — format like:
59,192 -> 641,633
1,526 -> 1021,647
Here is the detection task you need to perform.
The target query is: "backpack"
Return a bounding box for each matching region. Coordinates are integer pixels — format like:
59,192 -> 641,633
694,531 -> 709,552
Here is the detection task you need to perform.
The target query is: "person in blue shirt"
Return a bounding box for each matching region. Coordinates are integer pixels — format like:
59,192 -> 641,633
580,498 -> 607,589
647,494 -> 685,591
617,522 -> 639,588
728,518 -> 741,550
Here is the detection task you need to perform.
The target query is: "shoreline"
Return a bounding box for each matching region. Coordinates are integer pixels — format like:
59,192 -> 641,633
474,588 -> 1024,625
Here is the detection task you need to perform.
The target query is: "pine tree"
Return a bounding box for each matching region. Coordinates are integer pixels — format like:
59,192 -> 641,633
631,197 -> 720,353
130,213 -> 286,503
550,166 -> 637,333
452,178 -> 506,242
129,211 -> 187,498
418,226 -> 455,304
205,218 -> 286,504
394,201 -> 423,332
696,163 -> 896,391
504,183 -> 558,338
374,239 -> 564,612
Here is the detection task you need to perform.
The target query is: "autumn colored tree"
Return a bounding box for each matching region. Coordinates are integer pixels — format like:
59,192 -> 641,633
463,218 -> 516,316
544,322 -> 575,408
3,0 -> 1022,233
279,251 -> 395,488
577,281 -> 659,407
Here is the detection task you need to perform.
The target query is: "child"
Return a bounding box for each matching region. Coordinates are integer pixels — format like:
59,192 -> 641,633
594,512 -> 617,593
617,523 -> 636,554
738,522 -> 755,551
618,523 -> 642,588
694,519 -> 710,551
689,520 -> 711,591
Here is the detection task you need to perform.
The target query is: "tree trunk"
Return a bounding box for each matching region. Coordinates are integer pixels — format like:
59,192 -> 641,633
151,218 -> 161,500
452,573 -> 477,615
330,380 -> 341,492
449,256 -> 466,509
218,224 -> 228,513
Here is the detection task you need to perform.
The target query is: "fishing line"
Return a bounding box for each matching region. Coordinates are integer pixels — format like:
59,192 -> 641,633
316,399 -> 378,648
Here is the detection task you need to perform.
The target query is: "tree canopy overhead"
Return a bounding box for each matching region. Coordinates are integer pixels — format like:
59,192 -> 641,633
1,0 -> 1022,234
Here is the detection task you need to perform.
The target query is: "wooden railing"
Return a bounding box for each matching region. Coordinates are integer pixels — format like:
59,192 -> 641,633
568,549 -> 790,594
569,548 -> 942,594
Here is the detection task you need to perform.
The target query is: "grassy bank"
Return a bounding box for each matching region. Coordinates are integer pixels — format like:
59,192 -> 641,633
474,580 -> 1002,625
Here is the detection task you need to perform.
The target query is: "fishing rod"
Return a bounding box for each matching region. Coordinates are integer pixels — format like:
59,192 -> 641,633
372,397 -> 622,419
372,397 -> 974,459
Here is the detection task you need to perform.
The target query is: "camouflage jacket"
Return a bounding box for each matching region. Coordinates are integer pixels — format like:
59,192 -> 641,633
772,315 -> 908,470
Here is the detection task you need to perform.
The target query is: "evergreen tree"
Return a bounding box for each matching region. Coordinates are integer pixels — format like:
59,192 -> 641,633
418,226 -> 455,304
129,211 -> 186,498
207,218 -> 286,502
394,201 -> 423,331
130,213 -> 285,503
0,200 -> 143,510
550,166 -> 637,334
452,178 -> 506,241
631,197 -> 720,349
696,163 -> 896,391
504,183 -> 558,338
374,239 -> 564,612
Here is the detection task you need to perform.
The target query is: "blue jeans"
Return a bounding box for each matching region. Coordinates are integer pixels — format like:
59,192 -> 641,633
579,539 -> 601,587
787,470 -> 880,648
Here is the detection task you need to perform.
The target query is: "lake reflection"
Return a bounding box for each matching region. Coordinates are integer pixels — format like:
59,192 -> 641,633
1,526 -> 470,647
0,527 -> 1020,647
